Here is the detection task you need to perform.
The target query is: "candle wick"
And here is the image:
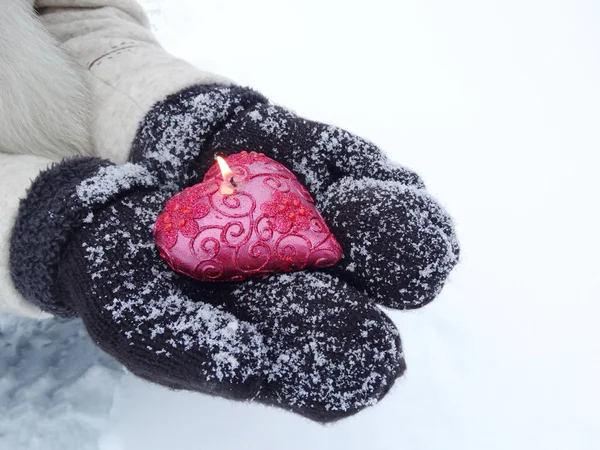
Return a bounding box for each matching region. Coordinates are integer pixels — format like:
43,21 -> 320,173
230,177 -> 237,187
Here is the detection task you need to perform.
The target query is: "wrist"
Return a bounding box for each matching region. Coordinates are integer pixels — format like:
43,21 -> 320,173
10,157 -> 156,316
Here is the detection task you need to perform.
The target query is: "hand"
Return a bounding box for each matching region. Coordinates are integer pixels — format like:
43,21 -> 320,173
12,157 -> 404,422
14,84 -> 457,422
320,177 -> 460,309
130,85 -> 422,195
206,98 -> 460,309
132,84 -> 460,310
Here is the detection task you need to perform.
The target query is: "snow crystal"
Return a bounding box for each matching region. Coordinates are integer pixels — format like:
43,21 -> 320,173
76,163 -> 156,206
247,109 -> 263,122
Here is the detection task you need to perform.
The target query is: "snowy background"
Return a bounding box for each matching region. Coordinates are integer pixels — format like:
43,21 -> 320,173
2,0 -> 599,449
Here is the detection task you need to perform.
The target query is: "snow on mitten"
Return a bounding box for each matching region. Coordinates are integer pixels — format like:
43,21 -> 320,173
10,157 -> 404,422
320,177 -> 460,309
132,84 -> 460,310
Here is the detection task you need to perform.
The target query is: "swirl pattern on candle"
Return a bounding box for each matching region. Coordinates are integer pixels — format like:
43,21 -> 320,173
154,151 -> 342,282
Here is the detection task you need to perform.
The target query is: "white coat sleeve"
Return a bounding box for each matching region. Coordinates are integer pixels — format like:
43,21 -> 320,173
0,154 -> 54,319
1,0 -> 92,318
0,0 -> 92,159
36,0 -> 233,164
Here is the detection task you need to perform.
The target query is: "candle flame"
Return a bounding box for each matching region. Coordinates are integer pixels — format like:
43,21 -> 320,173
216,156 -> 233,181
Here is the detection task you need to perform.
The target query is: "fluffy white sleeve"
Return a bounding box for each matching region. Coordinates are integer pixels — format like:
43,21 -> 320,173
0,0 -> 91,159
36,0 -> 232,164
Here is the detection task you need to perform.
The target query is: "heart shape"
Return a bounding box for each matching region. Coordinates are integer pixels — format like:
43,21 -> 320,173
154,151 -> 342,281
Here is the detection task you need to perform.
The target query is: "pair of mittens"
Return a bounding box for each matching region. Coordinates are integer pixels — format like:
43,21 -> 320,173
11,84 -> 459,422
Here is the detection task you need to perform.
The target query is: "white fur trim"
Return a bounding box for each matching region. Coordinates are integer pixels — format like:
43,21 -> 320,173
0,0 -> 92,159
0,154 -> 54,319
38,1 -> 232,164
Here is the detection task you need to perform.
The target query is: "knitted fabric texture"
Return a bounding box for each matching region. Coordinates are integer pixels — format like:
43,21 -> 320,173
202,102 -> 460,309
9,157 -> 156,316
10,84 -> 459,422
130,84 -> 267,193
12,158 -> 404,421
131,85 -> 460,309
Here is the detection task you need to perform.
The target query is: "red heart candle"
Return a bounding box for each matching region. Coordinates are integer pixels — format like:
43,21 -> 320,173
153,151 -> 342,282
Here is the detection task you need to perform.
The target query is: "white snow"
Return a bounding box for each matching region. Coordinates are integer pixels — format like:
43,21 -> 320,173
0,316 -> 122,450
2,0 -> 599,449
76,164 -> 155,206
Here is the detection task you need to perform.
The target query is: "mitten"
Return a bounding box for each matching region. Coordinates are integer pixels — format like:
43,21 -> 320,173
10,157 -> 404,422
132,84 -> 460,310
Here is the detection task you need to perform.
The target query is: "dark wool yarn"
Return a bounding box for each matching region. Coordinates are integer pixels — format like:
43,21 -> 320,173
10,84 -> 459,422
9,157 -> 153,317
130,84 -> 268,194
320,177 -> 461,309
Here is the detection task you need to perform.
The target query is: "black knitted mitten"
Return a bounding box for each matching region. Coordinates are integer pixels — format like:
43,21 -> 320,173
11,84 -> 459,422
10,157 -> 403,422
132,84 -> 460,309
